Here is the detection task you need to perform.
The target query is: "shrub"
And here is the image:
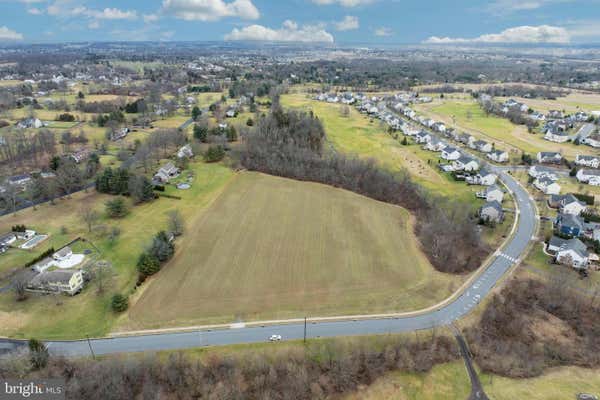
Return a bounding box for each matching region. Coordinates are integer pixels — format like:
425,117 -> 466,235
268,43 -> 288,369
136,252 -> 161,277
105,198 -> 128,219
204,145 -> 225,163
111,294 -> 128,312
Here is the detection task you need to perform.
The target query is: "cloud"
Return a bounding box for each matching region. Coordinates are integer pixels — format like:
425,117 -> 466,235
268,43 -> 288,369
374,27 -> 392,37
486,0 -> 572,15
161,0 -> 259,21
143,13 -> 159,23
0,26 -> 23,40
27,6 -> 43,14
334,15 -> 358,31
46,1 -> 137,20
88,8 -> 137,20
312,0 -> 374,6
424,25 -> 571,44
88,20 -> 100,29
225,20 -> 334,43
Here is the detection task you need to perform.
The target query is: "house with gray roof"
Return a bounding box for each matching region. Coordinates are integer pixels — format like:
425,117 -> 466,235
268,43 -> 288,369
537,151 -> 562,164
555,213 -> 585,237
479,200 -> 504,223
554,237 -> 589,269
27,269 -> 84,296
548,194 -> 587,215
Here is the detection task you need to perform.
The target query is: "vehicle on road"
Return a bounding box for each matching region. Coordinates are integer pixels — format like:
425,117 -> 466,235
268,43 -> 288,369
577,394 -> 599,400
269,334 -> 282,342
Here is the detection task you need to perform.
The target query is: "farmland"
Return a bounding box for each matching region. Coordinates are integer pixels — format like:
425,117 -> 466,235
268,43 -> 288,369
123,171 -> 464,330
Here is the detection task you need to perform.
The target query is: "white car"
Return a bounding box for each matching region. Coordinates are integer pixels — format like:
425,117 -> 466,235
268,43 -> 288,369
269,334 -> 282,342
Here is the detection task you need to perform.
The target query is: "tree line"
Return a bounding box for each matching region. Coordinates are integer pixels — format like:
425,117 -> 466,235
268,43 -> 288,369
240,107 -> 487,274
0,333 -> 459,400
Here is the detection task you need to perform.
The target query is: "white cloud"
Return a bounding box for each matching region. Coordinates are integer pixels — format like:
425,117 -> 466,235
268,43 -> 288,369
312,0 -> 374,7
88,20 -> 100,29
334,15 -> 358,31
424,25 -> 571,44
486,0 -> 572,15
89,8 -> 137,20
27,6 -> 43,14
162,0 -> 259,21
225,20 -> 334,43
143,13 -> 159,23
0,26 -> 23,41
374,27 -> 392,37
46,1 -> 137,20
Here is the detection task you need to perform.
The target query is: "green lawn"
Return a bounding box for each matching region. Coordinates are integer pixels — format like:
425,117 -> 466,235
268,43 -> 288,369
122,171 -> 465,330
0,161 -> 235,339
415,100 -> 595,159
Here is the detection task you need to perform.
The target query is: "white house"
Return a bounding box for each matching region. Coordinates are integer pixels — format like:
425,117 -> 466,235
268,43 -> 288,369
415,131 -> 432,144
483,185 -> 504,203
537,152 -> 562,164
177,144 -> 194,159
487,150 -> 509,163
562,197 -> 587,216
472,140 -> 493,153
534,176 -> 561,195
453,156 -> 479,172
53,246 -> 73,262
575,155 -> 600,169
479,201 -> 504,223
544,129 -> 570,143
466,169 -> 497,186
27,269 -> 84,296
584,133 -> 600,148
154,162 -> 181,183
423,137 -> 446,152
528,165 -> 558,180
576,169 -> 600,186
441,146 -> 461,161
554,237 -> 589,270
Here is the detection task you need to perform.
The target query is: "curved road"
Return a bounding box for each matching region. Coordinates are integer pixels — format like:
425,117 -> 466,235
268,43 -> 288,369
15,167 -> 534,357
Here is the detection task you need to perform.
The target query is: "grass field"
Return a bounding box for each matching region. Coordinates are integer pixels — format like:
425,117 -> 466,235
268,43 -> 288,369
280,94 -> 477,202
341,361 -> 600,400
0,161 -> 235,339
415,100 -> 595,159
122,171 -> 464,330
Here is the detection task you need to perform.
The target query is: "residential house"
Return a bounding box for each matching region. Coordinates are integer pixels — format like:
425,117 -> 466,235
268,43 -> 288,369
27,269 -> 84,295
0,232 -> 16,247
547,110 -> 564,119
53,246 -> 73,262
458,133 -> 475,147
70,149 -> 90,164
479,201 -> 504,223
431,122 -> 447,133
154,162 -> 181,183
110,127 -> 129,141
453,156 -> 479,172
576,169 -> 600,186
555,213 -> 585,237
441,146 -> 461,161
544,128 -> 570,143
584,133 -> 600,148
466,169 -> 498,186
423,136 -> 446,152
534,176 -> 561,195
482,185 -> 504,203
415,131 -> 432,144
472,140 -> 493,153
548,194 -> 587,216
575,155 -> 600,169
528,165 -> 558,180
177,144 -> 194,159
487,150 -> 509,163
17,117 -> 43,129
556,238 -> 589,269
537,152 -> 562,164
7,174 -> 31,188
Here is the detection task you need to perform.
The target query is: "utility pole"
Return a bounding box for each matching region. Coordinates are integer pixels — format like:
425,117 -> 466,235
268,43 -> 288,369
86,335 -> 95,360
303,317 -> 307,343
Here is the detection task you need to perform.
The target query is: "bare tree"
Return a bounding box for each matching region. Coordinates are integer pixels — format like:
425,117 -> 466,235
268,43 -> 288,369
81,206 -> 99,233
167,210 -> 184,236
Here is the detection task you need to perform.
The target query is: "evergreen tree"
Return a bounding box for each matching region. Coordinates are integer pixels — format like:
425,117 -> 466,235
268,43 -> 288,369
137,252 -> 161,276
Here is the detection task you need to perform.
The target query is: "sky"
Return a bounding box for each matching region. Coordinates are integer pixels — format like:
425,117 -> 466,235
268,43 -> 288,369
0,0 -> 599,44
